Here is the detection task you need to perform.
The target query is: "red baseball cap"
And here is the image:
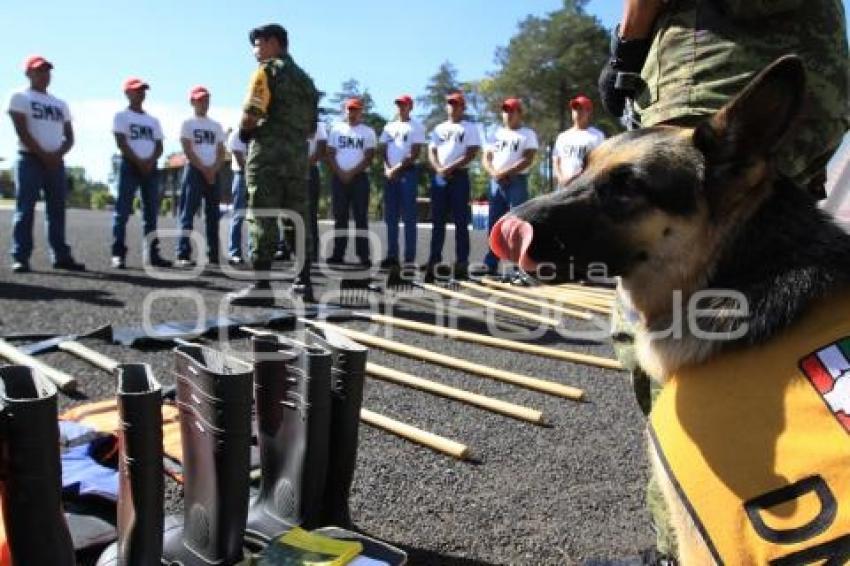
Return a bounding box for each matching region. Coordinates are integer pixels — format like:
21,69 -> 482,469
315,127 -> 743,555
394,94 -> 413,108
123,77 -> 150,92
502,97 -> 523,113
189,85 -> 210,101
345,97 -> 364,110
570,94 -> 593,111
23,55 -> 53,72
446,92 -> 466,105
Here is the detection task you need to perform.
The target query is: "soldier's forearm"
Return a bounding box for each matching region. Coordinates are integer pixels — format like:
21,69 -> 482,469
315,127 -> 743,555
620,0 -> 664,39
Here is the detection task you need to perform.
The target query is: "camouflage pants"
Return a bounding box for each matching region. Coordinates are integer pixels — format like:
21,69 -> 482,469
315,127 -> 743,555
245,161 -> 312,266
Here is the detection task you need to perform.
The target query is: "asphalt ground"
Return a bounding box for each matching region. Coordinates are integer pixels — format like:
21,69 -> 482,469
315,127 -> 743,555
0,207 -> 654,565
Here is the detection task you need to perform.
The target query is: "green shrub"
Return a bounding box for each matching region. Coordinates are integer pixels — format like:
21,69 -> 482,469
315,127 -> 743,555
90,190 -> 114,210
160,196 -> 173,216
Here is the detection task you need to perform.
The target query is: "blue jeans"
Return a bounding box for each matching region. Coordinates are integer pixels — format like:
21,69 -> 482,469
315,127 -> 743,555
11,153 -> 72,262
331,172 -> 370,261
112,158 -> 160,258
176,165 -> 220,259
384,166 -> 418,263
484,175 -> 529,271
227,171 -> 246,258
429,169 -> 470,264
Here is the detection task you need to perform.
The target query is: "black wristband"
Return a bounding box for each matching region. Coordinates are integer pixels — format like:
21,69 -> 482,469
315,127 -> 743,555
238,128 -> 255,144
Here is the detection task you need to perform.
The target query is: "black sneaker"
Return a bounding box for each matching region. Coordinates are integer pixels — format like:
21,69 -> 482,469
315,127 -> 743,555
291,279 -> 316,303
454,262 -> 469,281
358,257 -> 372,269
227,282 -> 275,307
228,255 -> 244,266
53,257 -> 86,271
274,249 -> 291,261
111,256 -> 127,269
148,253 -> 172,268
325,255 -> 345,266
11,260 -> 30,273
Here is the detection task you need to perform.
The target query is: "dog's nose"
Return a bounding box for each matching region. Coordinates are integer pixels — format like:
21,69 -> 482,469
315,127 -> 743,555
489,215 -> 537,271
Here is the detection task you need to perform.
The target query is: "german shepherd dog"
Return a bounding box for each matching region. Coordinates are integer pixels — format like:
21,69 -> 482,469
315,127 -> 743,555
491,56 -> 850,563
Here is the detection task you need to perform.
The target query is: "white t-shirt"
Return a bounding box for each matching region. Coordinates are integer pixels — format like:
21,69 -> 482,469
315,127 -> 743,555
429,120 -> 481,169
7,88 -> 72,153
307,121 -> 328,161
488,126 -> 539,175
379,119 -> 426,168
180,116 -> 225,168
328,121 -> 377,172
227,129 -> 247,172
113,109 -> 163,160
554,126 -> 605,183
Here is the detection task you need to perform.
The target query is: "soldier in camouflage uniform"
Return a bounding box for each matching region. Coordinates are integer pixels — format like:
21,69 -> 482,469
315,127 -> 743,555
228,23 -> 320,306
594,1 -> 849,563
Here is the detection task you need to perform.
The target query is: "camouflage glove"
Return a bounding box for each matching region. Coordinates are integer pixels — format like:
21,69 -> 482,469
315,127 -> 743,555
598,25 -> 652,118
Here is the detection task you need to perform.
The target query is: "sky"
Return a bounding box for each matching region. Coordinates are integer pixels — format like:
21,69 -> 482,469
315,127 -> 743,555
0,0 -> 621,182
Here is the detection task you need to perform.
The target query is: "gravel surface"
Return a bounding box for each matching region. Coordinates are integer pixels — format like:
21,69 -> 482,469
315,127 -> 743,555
0,207 -> 654,565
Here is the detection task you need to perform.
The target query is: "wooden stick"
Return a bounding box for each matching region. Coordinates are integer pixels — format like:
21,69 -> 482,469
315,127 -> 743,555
534,288 -> 613,309
366,362 -> 545,424
418,283 -> 562,327
305,321 -> 587,400
0,338 -> 77,392
361,313 -> 621,371
553,282 -> 616,296
360,408 -> 469,460
479,278 -> 613,314
456,280 -> 593,320
397,295 -> 529,334
58,341 -> 119,373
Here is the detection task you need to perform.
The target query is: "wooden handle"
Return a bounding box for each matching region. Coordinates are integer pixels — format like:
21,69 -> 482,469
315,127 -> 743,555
457,280 -> 593,320
360,408 -> 469,460
365,312 -> 619,373
58,341 -> 120,373
398,295 -> 529,334
0,338 -> 77,393
479,278 -> 612,314
553,282 -> 616,296
308,321 -> 586,400
366,362 -> 545,424
419,283 -> 562,327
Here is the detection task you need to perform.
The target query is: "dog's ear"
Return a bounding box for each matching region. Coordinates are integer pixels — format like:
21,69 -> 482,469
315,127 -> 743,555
693,55 -> 806,165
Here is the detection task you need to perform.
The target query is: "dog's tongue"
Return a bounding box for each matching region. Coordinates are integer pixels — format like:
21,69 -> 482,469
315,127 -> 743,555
489,216 -> 537,271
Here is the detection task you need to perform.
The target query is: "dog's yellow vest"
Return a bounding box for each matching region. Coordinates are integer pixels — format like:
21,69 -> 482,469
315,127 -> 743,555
650,293 -> 850,564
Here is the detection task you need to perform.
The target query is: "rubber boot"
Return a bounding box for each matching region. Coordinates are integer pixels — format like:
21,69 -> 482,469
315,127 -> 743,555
308,327 -> 367,527
96,363 -> 163,565
244,334 -> 332,546
162,344 -> 253,565
0,365 -> 75,566
227,260 -> 274,307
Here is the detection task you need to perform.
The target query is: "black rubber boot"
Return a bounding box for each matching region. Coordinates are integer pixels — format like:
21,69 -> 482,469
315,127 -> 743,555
0,365 -> 75,566
162,344 -> 253,565
308,327 -> 367,527
292,262 -> 316,303
244,334 -> 332,546
96,363 -> 164,565
228,260 -> 274,307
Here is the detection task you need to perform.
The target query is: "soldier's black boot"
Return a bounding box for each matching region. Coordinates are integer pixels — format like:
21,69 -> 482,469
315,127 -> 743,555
162,344 -> 253,565
292,262 -> 316,303
228,260 -> 275,307
0,366 -> 75,566
245,334 -> 332,547
308,327 -> 366,527
96,363 -> 164,565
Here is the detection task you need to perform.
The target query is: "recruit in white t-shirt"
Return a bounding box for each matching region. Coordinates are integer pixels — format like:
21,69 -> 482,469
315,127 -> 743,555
113,109 -> 163,161
227,129 -> 247,172
380,119 -> 426,168
328,121 -> 377,172
554,126 -> 605,184
180,116 -> 225,168
429,120 -> 481,169
8,88 -> 72,153
488,126 -> 539,175
308,121 -> 328,161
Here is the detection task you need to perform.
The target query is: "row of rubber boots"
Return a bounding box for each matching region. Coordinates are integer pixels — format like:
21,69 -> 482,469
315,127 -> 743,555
0,327 -> 366,565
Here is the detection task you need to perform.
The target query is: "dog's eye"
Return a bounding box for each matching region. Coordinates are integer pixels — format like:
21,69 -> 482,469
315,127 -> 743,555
596,167 -> 646,218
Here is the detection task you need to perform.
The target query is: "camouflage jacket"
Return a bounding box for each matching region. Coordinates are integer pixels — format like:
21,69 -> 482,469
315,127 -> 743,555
637,0 -> 849,183
243,53 -> 318,178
